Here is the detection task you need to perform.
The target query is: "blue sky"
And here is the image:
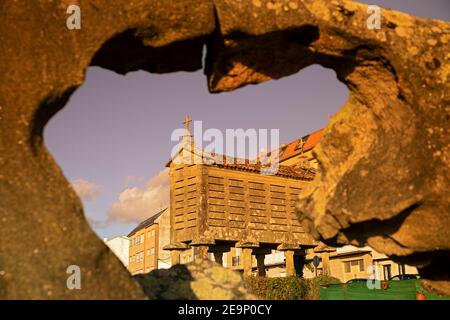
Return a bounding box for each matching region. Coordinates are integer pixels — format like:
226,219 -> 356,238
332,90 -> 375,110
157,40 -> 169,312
44,1 -> 450,240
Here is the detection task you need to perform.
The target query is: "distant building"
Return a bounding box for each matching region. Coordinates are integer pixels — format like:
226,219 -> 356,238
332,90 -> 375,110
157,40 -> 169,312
275,128 -> 323,169
224,248 -> 287,277
305,245 -> 418,282
127,208 -> 171,275
105,236 -> 129,267
223,244 -> 418,281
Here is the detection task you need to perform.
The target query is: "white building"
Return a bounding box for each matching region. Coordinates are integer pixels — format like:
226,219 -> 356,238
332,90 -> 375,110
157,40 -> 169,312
105,236 -> 130,267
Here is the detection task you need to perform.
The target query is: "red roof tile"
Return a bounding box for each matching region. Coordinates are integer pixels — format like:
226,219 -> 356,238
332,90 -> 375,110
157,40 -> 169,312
213,161 -> 315,180
278,129 -> 323,163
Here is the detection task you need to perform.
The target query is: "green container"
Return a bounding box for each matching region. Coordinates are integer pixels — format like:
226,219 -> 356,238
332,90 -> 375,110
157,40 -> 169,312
320,279 -> 450,300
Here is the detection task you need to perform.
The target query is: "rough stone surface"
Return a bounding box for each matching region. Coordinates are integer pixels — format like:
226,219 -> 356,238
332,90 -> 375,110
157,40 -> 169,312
136,259 -> 255,300
206,0 -> 449,295
0,0 -> 449,298
0,0 -> 215,299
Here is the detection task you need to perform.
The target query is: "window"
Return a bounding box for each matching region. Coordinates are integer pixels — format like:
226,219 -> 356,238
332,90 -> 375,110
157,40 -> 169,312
150,248 -> 155,256
146,249 -> 150,256
383,265 -> 392,280
232,256 -> 240,266
344,261 -> 351,273
344,259 -> 364,273
140,234 -> 144,243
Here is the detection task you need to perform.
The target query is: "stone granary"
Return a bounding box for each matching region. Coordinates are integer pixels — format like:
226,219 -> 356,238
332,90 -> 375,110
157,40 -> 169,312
1,0 -> 449,298
164,116 -> 318,276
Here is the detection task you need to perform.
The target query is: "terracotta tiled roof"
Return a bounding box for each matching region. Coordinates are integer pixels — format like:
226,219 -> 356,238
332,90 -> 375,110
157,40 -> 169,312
167,129 -> 322,180
212,161 -> 315,180
278,129 -> 323,163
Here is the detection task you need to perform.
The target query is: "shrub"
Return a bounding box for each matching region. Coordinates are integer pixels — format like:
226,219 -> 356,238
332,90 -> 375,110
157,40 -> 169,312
244,275 -> 341,300
305,275 -> 342,300
243,276 -> 267,298
244,276 -> 309,300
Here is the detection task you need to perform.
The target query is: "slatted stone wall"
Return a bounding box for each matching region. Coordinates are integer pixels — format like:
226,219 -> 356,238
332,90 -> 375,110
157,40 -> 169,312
204,166 -> 312,244
170,164 -> 201,242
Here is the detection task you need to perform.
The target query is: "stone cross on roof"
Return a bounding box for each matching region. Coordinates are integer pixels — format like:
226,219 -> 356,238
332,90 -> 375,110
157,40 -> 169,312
184,113 -> 192,132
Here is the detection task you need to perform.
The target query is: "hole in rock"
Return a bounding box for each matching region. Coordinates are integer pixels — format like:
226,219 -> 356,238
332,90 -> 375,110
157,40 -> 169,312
44,64 -> 347,271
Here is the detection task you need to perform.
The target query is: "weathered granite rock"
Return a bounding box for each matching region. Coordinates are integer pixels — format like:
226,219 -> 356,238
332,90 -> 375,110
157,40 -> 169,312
0,0 -> 215,299
205,1 -> 450,294
0,0 -> 449,298
136,259 -> 255,300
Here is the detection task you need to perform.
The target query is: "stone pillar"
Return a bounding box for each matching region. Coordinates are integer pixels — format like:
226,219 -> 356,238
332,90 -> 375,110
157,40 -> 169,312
277,243 -> 301,277
198,245 -> 209,260
190,238 -> 215,261
256,254 -> 266,277
285,250 -> 296,276
236,241 -> 259,277
322,251 -> 330,275
170,250 -> 181,265
242,248 -> 253,277
163,242 -> 189,266
313,244 -> 336,276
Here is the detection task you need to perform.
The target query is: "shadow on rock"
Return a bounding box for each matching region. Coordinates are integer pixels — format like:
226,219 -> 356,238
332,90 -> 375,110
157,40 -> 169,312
135,259 -> 255,300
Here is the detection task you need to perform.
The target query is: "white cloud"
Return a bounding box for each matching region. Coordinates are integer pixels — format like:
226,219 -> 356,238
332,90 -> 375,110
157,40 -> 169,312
107,169 -> 169,224
124,175 -> 145,188
86,216 -> 109,229
71,179 -> 102,201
